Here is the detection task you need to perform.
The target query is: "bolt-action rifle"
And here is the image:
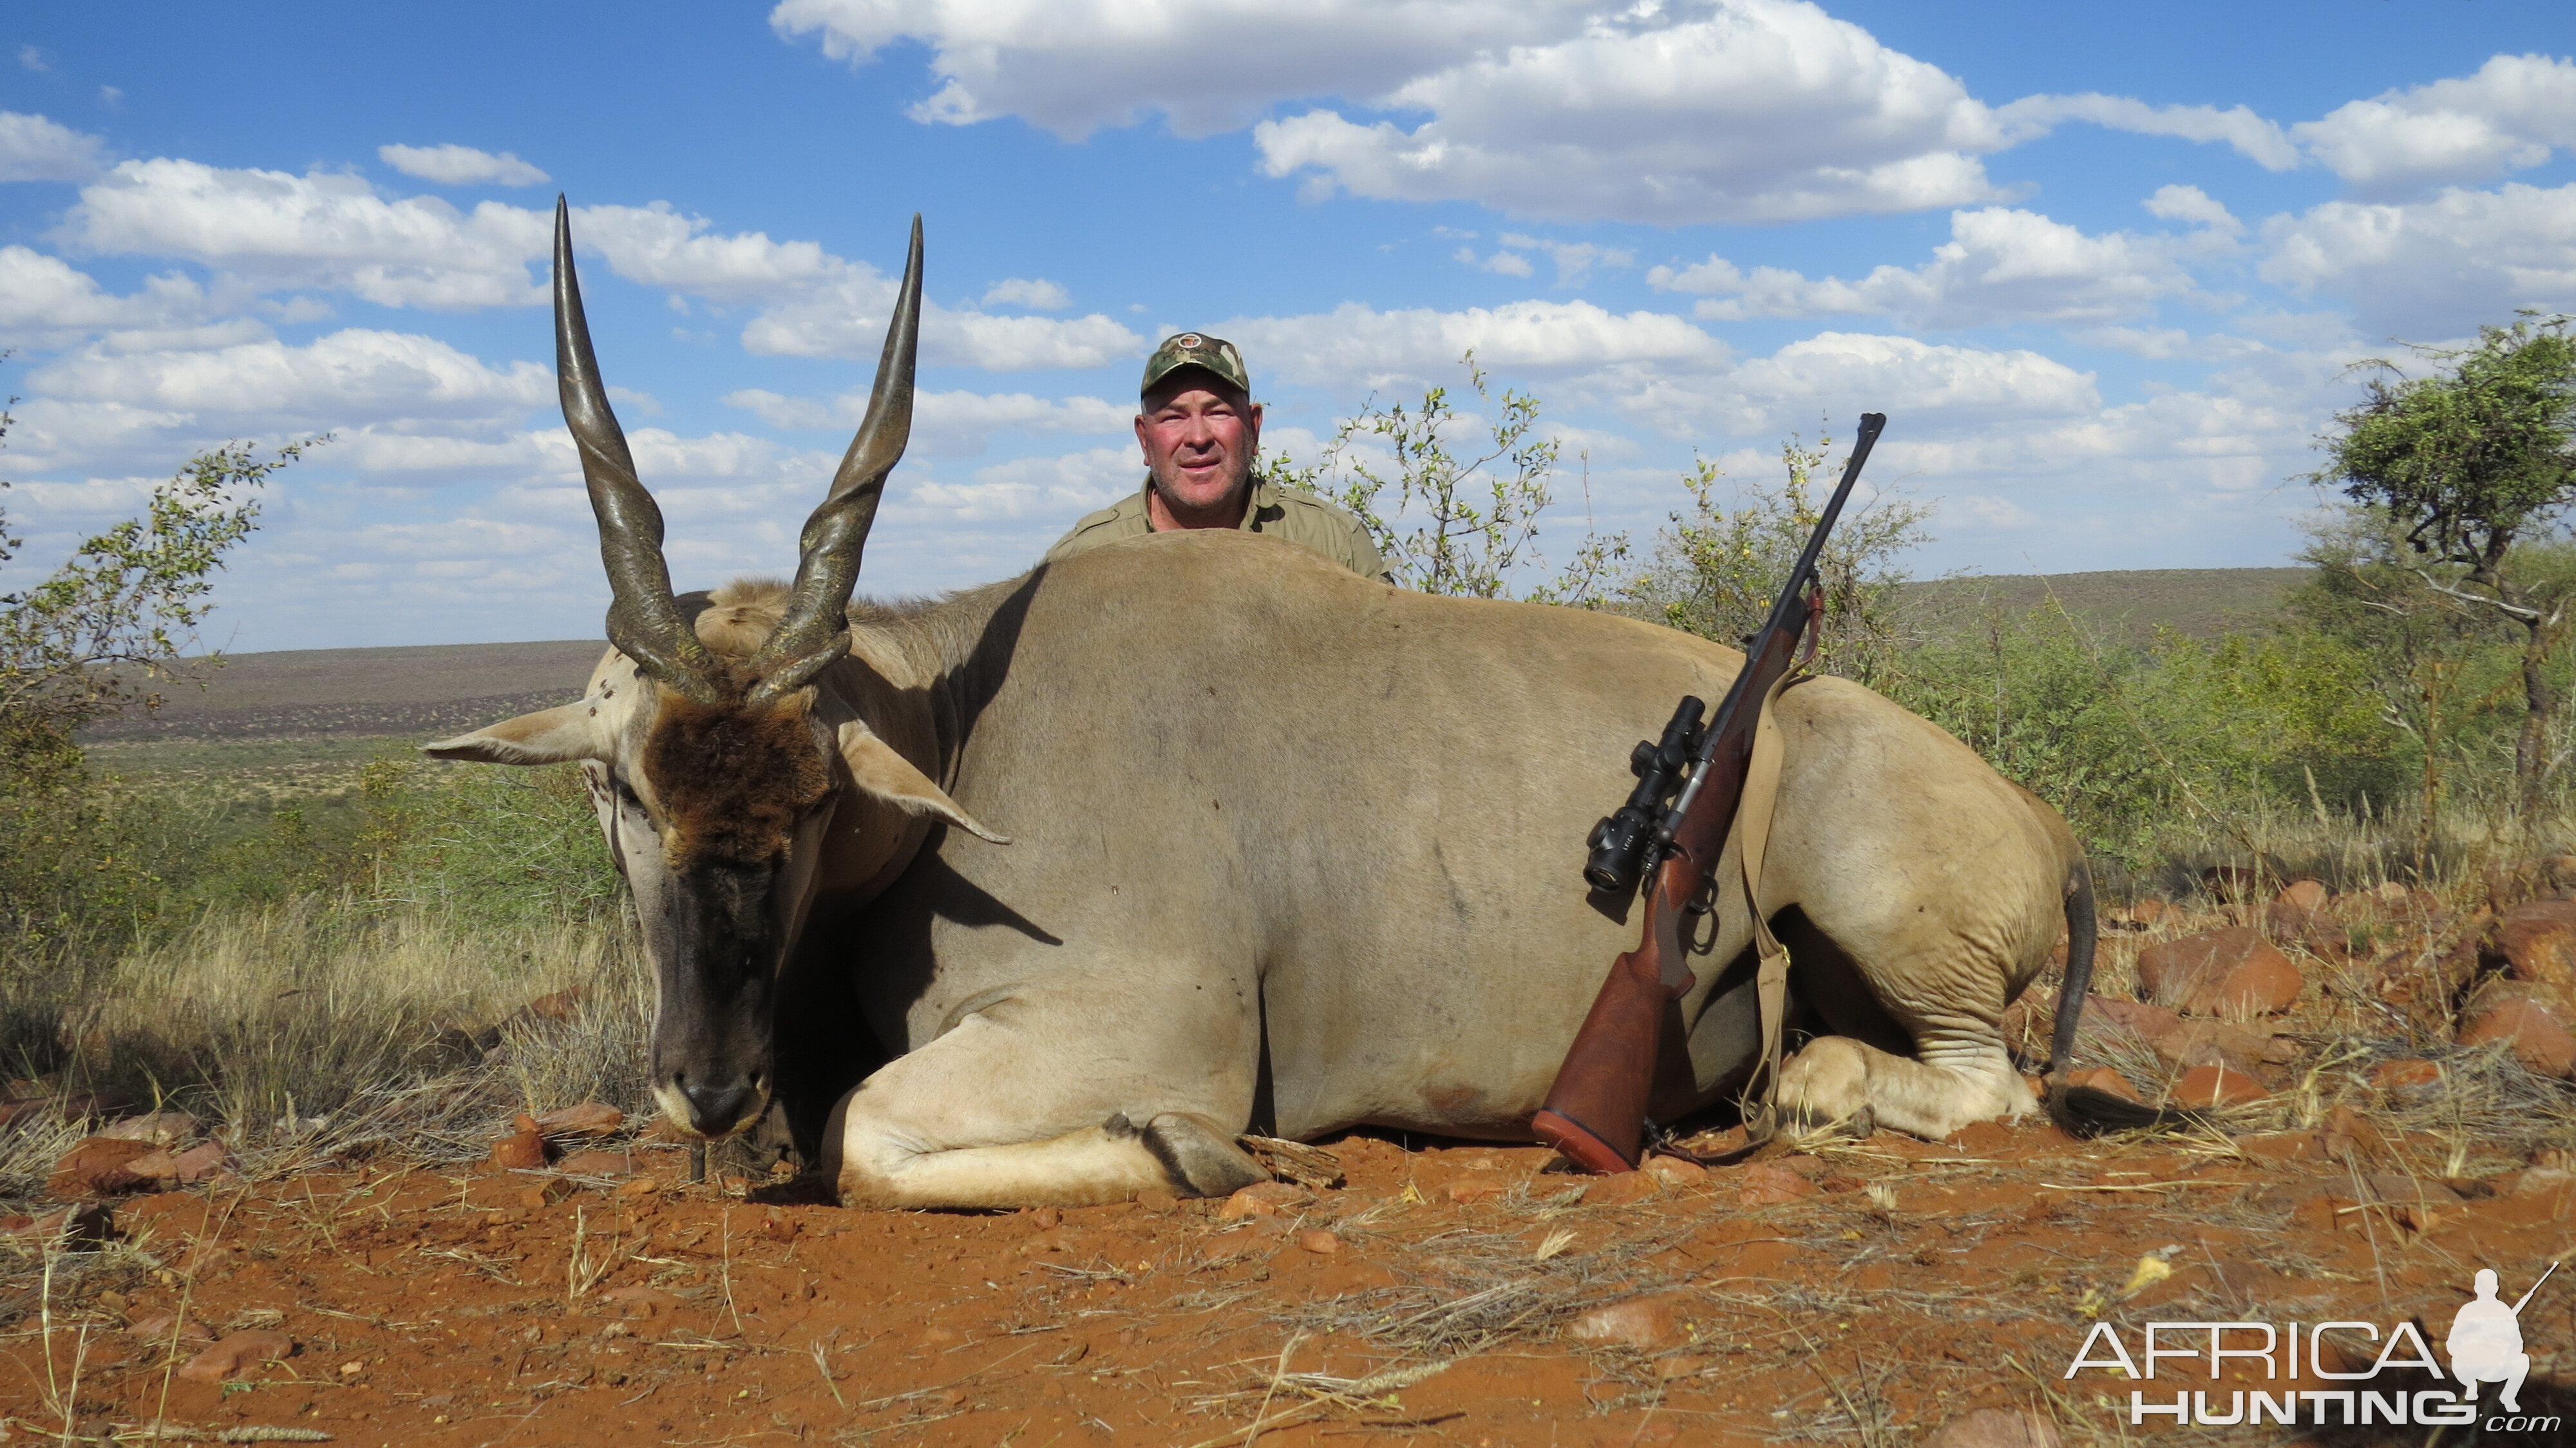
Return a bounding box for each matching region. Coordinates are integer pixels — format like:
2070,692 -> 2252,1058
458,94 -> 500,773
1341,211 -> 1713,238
1532,412 -> 1887,1174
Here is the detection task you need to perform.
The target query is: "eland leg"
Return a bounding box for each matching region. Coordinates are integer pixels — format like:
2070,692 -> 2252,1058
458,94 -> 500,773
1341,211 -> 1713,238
824,988 -> 1267,1210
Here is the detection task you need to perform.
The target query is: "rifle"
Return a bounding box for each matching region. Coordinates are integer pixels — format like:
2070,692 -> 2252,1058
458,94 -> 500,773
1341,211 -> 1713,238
1532,412 -> 1887,1174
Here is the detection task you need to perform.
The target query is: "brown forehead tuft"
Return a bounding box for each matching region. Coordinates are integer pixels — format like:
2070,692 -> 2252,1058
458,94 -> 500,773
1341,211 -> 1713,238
641,693 -> 832,869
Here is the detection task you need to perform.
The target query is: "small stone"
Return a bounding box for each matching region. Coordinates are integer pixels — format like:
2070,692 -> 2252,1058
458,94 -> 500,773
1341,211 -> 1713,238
2277,879 -> 2329,911
1926,1407 -> 2063,1448
2151,1019 -> 2271,1074
1443,1178 -> 1505,1205
1217,1181 -> 1310,1219
1643,1154 -> 1707,1183
1582,1170 -> 1660,1206
1654,1355 -> 1709,1380
2459,984 -> 2576,1078
2130,897 -> 2167,926
2136,928 -> 2302,1016
124,1311 -> 214,1342
2500,900 -> 2576,987
97,1111 -> 200,1147
535,1102 -> 625,1139
524,987 -> 583,1022
1736,1163 -> 1822,1206
1566,1292 -> 1694,1349
1030,1206 -> 1062,1230
48,1137 -> 157,1197
1293,1228 -> 1340,1254
2171,1064 -> 2268,1107
490,1129 -> 549,1170
554,1149 -> 635,1179
2370,1058 -> 2442,1094
1133,1188 -> 1179,1214
2082,996 -> 2181,1045
126,1140 -> 237,1188
2063,1066 -> 2140,1103
599,1286 -> 681,1318
614,1175 -> 661,1197
176,1329 -> 294,1384
920,1326 -> 963,1348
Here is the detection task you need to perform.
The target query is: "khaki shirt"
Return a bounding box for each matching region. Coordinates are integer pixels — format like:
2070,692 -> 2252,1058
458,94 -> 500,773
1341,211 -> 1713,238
1045,477 -> 1393,585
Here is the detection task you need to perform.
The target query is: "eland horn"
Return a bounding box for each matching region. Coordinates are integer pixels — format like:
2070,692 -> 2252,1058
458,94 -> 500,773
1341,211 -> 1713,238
554,196 -> 721,703
746,215 -> 923,705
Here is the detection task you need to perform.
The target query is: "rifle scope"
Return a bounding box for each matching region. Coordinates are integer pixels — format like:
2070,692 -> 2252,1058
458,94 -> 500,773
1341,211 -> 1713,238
1582,696 -> 1705,894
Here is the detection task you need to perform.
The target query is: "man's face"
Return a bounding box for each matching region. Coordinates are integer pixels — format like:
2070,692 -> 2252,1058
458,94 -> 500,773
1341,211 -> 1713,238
1136,374 -> 1263,518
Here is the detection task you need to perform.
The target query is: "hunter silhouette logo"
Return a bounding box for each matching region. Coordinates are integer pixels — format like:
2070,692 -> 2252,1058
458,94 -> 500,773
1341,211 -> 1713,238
2063,1257 -> 2563,1431
2450,1262 -> 2553,1415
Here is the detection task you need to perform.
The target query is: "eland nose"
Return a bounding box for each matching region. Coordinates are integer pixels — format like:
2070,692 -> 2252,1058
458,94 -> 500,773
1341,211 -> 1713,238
677,1074 -> 757,1137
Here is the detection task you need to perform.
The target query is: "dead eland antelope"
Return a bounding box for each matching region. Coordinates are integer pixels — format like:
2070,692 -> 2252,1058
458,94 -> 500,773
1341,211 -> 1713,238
429,204 -> 2129,1210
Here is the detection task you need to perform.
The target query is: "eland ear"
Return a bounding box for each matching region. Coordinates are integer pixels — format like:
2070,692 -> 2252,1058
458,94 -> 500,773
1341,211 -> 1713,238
423,702 -> 609,766
835,721 -> 1009,844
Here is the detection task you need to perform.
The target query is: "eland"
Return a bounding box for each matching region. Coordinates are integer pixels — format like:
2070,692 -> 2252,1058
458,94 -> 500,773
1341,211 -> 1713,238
429,205 -> 2131,1209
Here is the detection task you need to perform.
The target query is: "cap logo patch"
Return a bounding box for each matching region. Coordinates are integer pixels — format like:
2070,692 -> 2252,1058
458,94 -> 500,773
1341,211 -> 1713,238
1175,334 -> 1202,348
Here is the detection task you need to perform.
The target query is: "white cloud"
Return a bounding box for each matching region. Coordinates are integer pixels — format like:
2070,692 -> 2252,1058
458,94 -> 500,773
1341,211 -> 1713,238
30,328 -> 551,435
377,143 -> 551,187
770,0 -> 1584,140
1455,245 -> 1534,278
889,445 -> 1139,525
0,111 -> 108,183
741,276 -> 1144,370
1693,331 -> 2102,436
2142,184 -> 2242,236
2259,182 -> 2576,338
1647,205 -> 2220,329
1993,93 -> 2298,171
723,386 -> 1130,453
17,46 -> 48,72
1255,0 -> 2009,224
2294,53 -> 2576,191
1223,299 -> 1724,392
1498,234 -> 1634,286
0,246 -> 221,346
1943,493 -> 2040,531
981,277 -> 1070,310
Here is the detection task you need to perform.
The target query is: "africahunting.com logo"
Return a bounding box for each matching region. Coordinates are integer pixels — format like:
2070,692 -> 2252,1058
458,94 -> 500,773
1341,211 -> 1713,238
2061,1262 -> 2560,1433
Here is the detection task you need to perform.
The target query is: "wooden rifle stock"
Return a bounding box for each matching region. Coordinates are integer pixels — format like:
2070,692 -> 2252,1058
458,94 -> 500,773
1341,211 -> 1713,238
1533,413 -> 1886,1173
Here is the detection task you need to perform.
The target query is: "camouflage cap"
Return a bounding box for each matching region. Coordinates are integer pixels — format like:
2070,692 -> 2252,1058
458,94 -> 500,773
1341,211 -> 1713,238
1141,332 -> 1250,399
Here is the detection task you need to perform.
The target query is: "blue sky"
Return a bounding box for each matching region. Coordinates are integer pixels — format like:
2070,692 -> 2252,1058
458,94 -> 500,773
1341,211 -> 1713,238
3,1 -> 2573,649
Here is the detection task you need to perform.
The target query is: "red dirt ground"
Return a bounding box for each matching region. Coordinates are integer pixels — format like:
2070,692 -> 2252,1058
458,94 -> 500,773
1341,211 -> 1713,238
5,1114 -> 2571,1447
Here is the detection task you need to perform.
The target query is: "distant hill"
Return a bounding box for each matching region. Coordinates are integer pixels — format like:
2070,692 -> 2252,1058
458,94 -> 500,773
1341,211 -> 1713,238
76,565 -> 2313,745
1900,567 -> 2306,645
80,639 -> 604,743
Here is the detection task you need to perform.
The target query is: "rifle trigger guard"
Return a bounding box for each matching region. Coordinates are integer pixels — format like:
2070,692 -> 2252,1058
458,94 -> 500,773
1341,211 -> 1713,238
1681,872 -> 1718,919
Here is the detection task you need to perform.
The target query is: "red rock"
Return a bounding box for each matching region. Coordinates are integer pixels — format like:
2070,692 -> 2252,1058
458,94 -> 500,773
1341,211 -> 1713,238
1566,1291 -> 1699,1349
176,1329 -> 294,1384
2083,996 -> 2181,1043
2130,898 -> 2167,926
2500,901 -> 2576,987
2135,928 -> 2302,1016
2151,1019 -> 2273,1074
555,1149 -> 635,1179
48,1137 -> 158,1197
599,1285 -> 681,1318
2370,1058 -> 2442,1093
124,1311 -> 214,1342
97,1111 -> 200,1147
1736,1163 -> 1822,1206
489,1129 -> 549,1170
2172,1064 -> 2268,1107
2063,1066 -> 2140,1103
126,1140 -> 236,1188
1443,1177 -> 1505,1205
535,1102 -> 624,1138
1218,1181 -> 1310,1219
1293,1228 -> 1340,1254
524,987 -> 584,1022
1582,1170 -> 1660,1206
1133,1188 -> 1179,1213
1643,1154 -> 1707,1183
1926,1408 -> 2062,1448
2459,984 -> 2576,1078
2277,879 -> 2329,911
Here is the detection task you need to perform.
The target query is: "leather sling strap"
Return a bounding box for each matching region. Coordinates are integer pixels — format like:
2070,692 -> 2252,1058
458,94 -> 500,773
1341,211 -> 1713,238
1732,669 -> 1799,1141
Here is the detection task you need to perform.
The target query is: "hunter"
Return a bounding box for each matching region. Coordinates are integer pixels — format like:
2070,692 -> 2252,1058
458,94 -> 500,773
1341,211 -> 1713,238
1045,332 -> 1392,584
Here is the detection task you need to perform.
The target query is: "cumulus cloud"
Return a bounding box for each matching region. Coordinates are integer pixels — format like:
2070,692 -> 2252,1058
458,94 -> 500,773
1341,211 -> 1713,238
1222,299 -> 1723,392
2259,181 -> 2576,338
377,143 -> 551,187
1681,331 -> 2101,437
0,247 -> 222,347
1455,245 -> 1534,278
1256,0 -> 2010,224
2294,53 -> 2576,191
1498,234 -> 1634,286
0,111 -> 108,182
723,386 -> 1129,453
981,277 -> 1070,310
770,0 -> 1585,140
1647,205 -> 2222,329
1993,93 -> 2298,170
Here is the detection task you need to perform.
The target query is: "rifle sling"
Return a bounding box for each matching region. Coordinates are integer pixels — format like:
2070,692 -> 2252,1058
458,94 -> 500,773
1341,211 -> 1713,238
1732,668 -> 1807,1141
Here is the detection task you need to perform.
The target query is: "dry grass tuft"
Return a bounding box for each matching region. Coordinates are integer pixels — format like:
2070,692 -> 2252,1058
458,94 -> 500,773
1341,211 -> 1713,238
1274,1226 -> 1685,1355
